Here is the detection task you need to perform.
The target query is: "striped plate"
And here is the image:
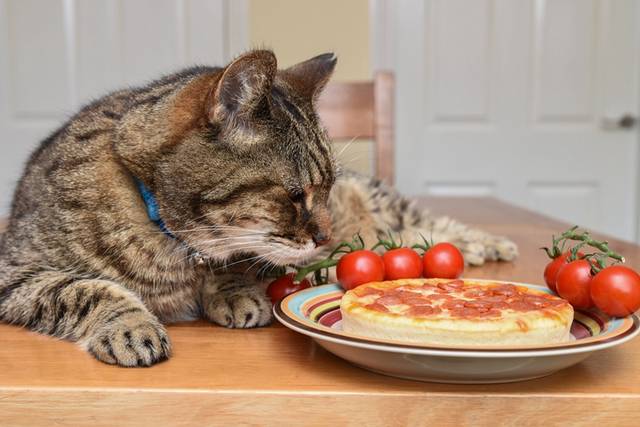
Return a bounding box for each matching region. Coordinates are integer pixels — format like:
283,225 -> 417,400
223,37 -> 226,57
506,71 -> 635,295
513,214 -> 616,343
276,282 -> 640,353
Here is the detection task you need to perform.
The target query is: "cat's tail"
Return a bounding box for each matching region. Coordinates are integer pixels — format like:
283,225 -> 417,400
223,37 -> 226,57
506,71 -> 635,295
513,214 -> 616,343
0,263 -> 171,366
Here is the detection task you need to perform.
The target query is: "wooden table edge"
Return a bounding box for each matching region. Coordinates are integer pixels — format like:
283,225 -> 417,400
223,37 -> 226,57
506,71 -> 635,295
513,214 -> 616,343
2,387 -> 640,426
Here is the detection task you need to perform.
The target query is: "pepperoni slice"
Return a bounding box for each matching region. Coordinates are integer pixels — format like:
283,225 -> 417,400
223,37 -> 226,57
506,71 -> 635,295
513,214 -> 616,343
464,289 -> 491,298
509,300 -> 537,311
437,281 -> 464,292
524,296 -> 552,308
401,296 -> 432,306
364,302 -> 390,313
409,305 -> 435,317
491,284 -> 518,296
488,301 -> 509,309
394,290 -> 423,299
354,287 -> 384,297
481,295 -> 508,303
442,299 -> 466,310
428,293 -> 454,300
452,307 -> 481,317
376,295 -> 403,306
464,301 -> 493,312
445,279 -> 465,287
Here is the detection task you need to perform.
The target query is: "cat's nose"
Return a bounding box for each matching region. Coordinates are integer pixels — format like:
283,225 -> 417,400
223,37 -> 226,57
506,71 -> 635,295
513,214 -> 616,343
312,231 -> 331,247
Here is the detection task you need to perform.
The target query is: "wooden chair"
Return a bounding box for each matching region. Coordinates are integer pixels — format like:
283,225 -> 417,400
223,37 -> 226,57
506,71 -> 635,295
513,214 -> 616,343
316,71 -> 395,185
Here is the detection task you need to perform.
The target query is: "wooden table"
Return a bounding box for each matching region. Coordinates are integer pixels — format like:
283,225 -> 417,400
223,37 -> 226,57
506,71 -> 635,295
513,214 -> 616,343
1,197 -> 640,426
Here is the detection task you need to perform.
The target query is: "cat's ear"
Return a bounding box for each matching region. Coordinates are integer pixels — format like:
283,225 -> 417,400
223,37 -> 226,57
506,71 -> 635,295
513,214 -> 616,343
208,50 -> 277,123
282,52 -> 337,103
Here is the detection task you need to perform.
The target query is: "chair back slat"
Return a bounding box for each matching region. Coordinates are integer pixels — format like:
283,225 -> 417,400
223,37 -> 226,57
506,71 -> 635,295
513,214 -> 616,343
316,72 -> 395,185
316,82 -> 375,139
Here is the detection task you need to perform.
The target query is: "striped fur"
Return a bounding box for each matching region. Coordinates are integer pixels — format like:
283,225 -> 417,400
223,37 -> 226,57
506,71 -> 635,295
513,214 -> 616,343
0,50 -> 516,367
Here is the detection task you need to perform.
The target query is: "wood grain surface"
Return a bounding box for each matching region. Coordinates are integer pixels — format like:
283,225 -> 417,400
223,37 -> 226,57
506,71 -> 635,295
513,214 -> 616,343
1,197 -> 639,426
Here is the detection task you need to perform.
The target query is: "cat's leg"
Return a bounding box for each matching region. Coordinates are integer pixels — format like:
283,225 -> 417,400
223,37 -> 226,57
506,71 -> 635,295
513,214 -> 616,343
201,273 -> 272,328
410,214 -> 519,266
0,267 -> 170,367
329,171 -> 518,266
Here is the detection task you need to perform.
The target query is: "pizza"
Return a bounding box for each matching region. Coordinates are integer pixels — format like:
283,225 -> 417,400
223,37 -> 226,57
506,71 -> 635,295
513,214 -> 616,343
340,278 -> 574,346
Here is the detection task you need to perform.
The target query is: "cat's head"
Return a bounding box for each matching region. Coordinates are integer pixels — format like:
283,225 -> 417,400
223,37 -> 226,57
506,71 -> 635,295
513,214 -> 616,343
122,50 -> 338,265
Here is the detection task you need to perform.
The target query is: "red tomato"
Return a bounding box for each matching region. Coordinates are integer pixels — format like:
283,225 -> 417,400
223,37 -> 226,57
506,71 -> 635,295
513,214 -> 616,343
337,250 -> 385,290
544,253 -> 570,292
555,260 -> 594,309
382,248 -> 423,280
266,273 -> 311,304
543,251 -> 585,292
422,243 -> 464,279
590,265 -> 640,317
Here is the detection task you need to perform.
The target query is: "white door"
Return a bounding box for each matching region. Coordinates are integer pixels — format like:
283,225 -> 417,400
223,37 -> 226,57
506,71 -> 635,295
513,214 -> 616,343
386,0 -> 639,241
0,0 -> 247,214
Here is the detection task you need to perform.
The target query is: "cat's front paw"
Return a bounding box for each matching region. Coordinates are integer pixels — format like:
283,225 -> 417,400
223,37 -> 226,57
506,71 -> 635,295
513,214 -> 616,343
459,241 -> 487,266
83,312 -> 171,367
458,236 -> 518,266
483,236 -> 519,262
205,286 -> 272,328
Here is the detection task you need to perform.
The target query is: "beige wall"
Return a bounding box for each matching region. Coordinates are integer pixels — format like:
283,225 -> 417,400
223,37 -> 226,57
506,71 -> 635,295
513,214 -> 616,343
249,0 -> 374,174
249,0 -> 370,81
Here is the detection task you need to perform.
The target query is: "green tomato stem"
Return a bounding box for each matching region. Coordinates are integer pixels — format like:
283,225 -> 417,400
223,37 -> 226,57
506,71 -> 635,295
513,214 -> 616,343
294,258 -> 339,283
559,229 -> 625,263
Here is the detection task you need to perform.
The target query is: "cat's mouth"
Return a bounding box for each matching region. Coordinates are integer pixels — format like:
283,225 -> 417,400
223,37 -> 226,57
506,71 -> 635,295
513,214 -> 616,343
252,240 -> 319,265
192,233 -> 320,266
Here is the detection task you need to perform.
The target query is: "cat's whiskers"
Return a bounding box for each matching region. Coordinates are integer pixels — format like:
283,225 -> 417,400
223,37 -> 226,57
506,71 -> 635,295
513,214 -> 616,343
243,248 -> 289,276
215,247 -> 284,272
256,248 -> 292,278
201,235 -> 267,249
140,218 -> 269,236
198,235 -> 266,246
336,136 -> 359,157
171,228 -> 264,235
338,153 -> 366,168
205,243 -> 274,263
166,226 -> 265,236
171,243 -> 268,266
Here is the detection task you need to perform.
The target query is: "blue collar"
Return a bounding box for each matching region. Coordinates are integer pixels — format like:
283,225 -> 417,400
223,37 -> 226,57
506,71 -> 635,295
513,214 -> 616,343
134,178 -> 176,239
134,177 -> 208,264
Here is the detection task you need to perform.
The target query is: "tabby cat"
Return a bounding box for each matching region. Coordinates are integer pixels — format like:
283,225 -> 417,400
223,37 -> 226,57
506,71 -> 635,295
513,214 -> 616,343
0,50 -> 517,367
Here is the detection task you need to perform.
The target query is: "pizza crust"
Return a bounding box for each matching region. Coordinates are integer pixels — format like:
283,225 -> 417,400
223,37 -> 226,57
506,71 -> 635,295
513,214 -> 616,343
340,279 -> 574,346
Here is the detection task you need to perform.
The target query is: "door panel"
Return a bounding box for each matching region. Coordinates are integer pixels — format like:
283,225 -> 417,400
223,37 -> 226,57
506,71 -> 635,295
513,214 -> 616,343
0,0 -> 246,214
430,0 -> 493,123
393,0 -> 639,241
533,0 -> 597,122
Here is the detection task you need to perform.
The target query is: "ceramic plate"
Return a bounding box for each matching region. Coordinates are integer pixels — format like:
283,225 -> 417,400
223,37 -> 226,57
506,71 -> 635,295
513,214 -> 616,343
274,281 -> 640,383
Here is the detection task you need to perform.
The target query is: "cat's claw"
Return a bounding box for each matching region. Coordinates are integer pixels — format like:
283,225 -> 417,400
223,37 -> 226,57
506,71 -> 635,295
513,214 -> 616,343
83,313 -> 171,367
205,287 -> 272,328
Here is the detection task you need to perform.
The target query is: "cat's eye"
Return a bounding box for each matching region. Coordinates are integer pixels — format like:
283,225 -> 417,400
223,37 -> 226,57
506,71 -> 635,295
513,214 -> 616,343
288,190 -> 305,204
